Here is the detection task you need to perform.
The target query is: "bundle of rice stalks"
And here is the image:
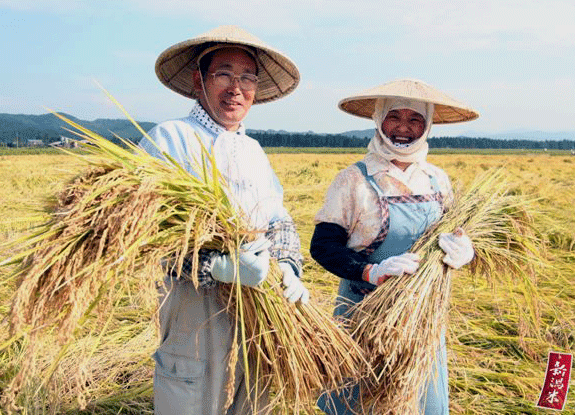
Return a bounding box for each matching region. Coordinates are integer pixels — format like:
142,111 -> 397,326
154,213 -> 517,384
218,265 -> 365,413
0,105 -> 364,413
346,168 -> 548,414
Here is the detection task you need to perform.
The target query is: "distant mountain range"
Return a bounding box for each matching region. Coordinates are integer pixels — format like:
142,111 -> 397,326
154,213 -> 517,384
245,128 -> 371,138
0,113 -> 156,144
1,113 -> 574,144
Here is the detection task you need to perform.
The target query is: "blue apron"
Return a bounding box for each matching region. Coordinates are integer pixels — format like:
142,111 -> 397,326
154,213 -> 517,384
318,161 -> 449,415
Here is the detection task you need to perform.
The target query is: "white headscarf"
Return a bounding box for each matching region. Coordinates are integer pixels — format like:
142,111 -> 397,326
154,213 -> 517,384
368,97 -> 435,163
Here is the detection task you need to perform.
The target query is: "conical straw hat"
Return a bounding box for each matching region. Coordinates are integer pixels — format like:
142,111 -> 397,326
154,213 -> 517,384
155,25 -> 300,104
339,79 -> 479,124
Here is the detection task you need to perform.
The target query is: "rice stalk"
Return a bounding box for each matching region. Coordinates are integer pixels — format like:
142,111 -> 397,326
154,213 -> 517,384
346,168 -> 549,414
0,109 -> 364,414
2,306 -> 156,415
219,261 -> 364,413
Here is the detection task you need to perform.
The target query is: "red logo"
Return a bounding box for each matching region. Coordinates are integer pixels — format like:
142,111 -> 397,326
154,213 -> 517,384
537,351 -> 572,410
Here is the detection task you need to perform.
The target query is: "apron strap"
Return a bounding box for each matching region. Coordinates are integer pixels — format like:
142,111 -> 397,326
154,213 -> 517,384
428,173 -> 440,193
355,161 -> 385,198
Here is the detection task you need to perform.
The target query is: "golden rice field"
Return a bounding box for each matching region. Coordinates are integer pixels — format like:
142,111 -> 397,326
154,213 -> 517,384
1,150 -> 574,414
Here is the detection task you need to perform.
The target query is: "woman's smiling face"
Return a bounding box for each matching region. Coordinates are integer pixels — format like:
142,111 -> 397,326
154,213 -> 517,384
381,108 -> 426,146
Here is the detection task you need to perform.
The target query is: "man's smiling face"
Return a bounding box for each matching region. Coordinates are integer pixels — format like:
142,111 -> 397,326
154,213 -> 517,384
194,47 -> 257,131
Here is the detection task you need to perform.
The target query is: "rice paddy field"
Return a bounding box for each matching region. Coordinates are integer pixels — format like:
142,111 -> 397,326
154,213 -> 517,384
1,149 -> 574,414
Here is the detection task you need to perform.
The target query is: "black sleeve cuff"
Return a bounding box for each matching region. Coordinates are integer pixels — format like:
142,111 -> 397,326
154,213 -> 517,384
309,222 -> 370,282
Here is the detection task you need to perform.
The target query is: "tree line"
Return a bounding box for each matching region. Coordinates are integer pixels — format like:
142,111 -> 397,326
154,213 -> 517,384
249,132 -> 575,150
2,129 -> 575,150
428,136 -> 575,150
250,132 -> 575,150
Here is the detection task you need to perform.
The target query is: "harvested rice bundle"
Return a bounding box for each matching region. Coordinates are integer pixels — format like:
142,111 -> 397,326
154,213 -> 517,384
1,112 -> 364,413
218,264 -> 365,413
219,266 -> 364,413
347,169 -> 546,414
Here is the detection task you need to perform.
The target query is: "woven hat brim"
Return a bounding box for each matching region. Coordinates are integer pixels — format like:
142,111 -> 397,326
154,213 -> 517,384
338,79 -> 479,124
155,26 -> 300,104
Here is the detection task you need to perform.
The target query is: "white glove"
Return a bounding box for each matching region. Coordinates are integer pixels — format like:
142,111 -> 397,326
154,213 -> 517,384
365,252 -> 420,286
278,262 -> 309,304
211,237 -> 271,287
438,227 -> 474,269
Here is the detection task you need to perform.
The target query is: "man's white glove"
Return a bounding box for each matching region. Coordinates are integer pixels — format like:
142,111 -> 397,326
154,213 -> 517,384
365,252 -> 420,286
211,237 -> 271,287
278,262 -> 309,304
438,227 -> 474,269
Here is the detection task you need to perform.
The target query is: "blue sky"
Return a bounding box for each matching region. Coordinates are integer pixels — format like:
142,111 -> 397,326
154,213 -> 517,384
1,0 -> 574,136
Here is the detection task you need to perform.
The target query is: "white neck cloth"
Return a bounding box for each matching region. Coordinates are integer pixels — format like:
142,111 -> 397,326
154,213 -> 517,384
368,98 -> 435,163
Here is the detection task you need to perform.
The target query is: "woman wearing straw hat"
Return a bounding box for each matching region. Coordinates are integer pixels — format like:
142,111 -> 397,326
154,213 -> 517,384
311,79 -> 478,414
139,25 -> 309,414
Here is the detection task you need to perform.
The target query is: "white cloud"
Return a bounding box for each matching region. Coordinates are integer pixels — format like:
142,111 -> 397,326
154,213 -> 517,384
122,0 -> 305,33
452,76 -> 575,132
0,95 -> 16,111
6,0 -> 574,50
395,0 -> 575,50
248,80 -> 365,133
4,0 -> 574,134
0,0 -> 84,13
116,0 -> 575,59
111,49 -> 156,64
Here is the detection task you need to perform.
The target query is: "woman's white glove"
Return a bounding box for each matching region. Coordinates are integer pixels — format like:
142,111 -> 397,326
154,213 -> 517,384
365,253 -> 420,286
211,237 -> 271,287
438,228 -> 474,269
278,262 -> 309,304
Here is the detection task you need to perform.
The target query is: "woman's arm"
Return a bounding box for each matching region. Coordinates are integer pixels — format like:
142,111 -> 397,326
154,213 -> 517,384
310,222 -> 370,282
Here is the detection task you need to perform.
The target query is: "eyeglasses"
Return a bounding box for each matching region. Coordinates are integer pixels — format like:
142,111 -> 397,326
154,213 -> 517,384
208,70 -> 259,91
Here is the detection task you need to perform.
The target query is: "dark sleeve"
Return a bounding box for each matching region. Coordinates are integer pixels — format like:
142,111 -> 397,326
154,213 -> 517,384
309,222 -> 370,282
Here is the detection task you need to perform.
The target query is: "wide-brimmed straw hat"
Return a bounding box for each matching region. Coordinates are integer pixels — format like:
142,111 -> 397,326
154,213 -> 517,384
155,25 -> 300,104
338,79 -> 479,124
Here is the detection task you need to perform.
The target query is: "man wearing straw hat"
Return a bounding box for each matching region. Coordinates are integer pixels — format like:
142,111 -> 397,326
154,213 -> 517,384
311,79 -> 478,414
139,25 -> 309,414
